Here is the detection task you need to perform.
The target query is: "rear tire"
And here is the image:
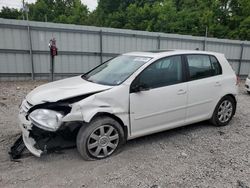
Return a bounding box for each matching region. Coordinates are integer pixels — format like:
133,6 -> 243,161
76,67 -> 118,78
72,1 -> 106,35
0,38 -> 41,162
210,96 -> 236,126
76,116 -> 125,160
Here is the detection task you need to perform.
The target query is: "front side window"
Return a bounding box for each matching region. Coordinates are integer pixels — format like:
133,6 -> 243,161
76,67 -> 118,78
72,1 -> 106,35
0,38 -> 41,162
187,55 -> 222,80
133,55 -> 183,89
83,55 -> 152,86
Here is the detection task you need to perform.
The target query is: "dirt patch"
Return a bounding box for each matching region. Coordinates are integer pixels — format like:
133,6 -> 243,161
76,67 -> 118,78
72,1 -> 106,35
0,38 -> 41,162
0,80 -> 249,188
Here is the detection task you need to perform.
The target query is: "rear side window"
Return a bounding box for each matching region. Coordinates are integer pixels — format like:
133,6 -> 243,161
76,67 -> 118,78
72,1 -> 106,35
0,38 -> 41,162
210,56 -> 222,75
186,55 -> 222,80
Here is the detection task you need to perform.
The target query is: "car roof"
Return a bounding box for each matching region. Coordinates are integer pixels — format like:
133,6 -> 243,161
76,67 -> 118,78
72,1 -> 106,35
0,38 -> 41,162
124,49 -> 224,59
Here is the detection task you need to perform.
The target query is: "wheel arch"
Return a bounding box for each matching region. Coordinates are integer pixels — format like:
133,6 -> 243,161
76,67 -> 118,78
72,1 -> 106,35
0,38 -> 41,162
211,93 -> 237,120
221,94 -> 237,115
90,112 -> 128,140
210,93 -> 237,126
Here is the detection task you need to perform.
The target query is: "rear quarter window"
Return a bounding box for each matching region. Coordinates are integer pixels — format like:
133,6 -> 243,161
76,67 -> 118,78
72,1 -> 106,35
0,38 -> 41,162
186,54 -> 222,80
210,55 -> 222,75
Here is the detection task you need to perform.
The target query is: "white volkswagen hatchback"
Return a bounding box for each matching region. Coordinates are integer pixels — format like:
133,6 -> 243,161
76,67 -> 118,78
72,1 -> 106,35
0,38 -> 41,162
18,50 -> 238,160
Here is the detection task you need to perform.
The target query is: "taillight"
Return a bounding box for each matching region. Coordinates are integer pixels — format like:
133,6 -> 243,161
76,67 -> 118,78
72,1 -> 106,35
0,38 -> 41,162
236,76 -> 240,85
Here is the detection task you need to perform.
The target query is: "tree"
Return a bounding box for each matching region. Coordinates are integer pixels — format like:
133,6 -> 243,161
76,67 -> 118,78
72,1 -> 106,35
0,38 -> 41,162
53,0 -> 89,24
0,7 -> 22,19
27,0 -> 89,24
1,0 -> 250,40
238,16 -> 250,40
28,0 -> 51,22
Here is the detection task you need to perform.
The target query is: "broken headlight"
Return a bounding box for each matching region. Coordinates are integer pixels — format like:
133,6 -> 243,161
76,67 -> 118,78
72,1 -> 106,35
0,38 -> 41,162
29,109 -> 64,132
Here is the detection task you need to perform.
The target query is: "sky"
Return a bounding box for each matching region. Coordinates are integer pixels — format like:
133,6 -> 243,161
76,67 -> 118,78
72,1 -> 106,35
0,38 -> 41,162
0,0 -> 98,11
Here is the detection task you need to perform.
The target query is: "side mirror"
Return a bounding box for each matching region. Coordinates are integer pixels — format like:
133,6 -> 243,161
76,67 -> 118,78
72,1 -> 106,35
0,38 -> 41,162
131,83 -> 150,93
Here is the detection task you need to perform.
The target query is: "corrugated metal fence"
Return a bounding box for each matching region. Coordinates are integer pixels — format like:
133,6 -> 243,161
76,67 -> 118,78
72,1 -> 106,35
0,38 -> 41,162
0,18 -> 250,81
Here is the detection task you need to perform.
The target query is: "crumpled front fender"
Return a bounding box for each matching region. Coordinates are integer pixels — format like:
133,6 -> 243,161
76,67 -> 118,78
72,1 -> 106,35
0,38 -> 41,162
61,85 -> 130,133
62,104 -> 84,122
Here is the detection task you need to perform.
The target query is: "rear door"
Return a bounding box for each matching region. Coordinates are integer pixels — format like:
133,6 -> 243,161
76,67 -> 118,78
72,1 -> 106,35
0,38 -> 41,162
129,55 -> 188,138
185,54 -> 223,123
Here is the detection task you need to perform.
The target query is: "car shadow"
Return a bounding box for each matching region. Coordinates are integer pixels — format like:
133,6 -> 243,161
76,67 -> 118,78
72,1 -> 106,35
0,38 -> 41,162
7,121 -> 215,161
123,121 -> 213,151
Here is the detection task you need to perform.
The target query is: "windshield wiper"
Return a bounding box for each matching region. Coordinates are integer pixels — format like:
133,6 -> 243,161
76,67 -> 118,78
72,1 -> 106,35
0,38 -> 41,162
81,74 -> 87,79
81,75 -> 96,83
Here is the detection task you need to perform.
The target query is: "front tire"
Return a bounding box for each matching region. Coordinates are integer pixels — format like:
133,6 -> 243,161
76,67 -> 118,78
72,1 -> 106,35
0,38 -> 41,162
210,96 -> 236,126
76,116 -> 125,160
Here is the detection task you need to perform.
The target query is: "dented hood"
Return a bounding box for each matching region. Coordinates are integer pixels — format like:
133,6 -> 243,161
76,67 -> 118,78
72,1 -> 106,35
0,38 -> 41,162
26,76 -> 113,105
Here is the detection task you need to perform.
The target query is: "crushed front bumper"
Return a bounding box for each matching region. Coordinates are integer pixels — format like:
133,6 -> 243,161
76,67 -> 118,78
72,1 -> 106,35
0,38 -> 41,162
18,110 -> 78,158
18,111 -> 43,157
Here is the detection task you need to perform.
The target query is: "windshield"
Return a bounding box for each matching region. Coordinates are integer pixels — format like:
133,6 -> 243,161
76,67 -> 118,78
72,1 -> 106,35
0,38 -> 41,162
83,55 -> 152,86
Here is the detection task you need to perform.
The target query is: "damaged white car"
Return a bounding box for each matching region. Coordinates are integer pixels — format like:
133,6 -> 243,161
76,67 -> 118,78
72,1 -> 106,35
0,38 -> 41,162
18,50 -> 238,160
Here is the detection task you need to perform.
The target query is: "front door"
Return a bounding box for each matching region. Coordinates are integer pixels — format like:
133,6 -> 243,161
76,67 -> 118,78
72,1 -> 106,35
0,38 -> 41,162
129,55 -> 188,138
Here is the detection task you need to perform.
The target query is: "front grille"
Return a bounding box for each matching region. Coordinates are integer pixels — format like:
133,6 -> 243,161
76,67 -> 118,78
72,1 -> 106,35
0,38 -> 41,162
21,99 -> 33,113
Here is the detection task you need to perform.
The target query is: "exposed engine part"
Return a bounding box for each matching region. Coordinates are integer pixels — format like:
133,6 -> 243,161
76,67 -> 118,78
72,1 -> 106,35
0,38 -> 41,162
30,125 -> 78,155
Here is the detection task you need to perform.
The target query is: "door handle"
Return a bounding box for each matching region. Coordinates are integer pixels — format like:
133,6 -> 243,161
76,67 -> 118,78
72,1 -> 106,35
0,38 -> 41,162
215,81 -> 221,87
177,89 -> 187,95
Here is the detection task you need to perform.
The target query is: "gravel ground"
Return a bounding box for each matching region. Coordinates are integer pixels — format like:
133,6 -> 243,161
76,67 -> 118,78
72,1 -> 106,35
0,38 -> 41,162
0,80 -> 249,188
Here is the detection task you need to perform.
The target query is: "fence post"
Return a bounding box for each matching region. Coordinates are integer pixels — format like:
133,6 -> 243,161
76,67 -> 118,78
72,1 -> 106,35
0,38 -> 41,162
203,38 -> 206,51
157,35 -> 161,49
27,24 -> 35,80
238,43 -> 244,76
99,30 -> 103,64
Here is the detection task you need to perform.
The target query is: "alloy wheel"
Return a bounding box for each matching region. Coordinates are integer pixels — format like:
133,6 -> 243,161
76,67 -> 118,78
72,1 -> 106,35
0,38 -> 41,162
218,100 -> 233,123
87,125 -> 119,158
